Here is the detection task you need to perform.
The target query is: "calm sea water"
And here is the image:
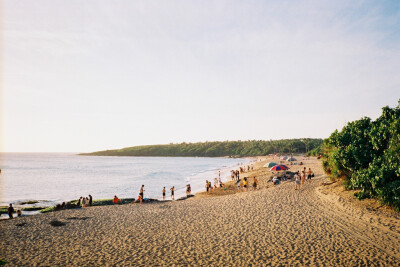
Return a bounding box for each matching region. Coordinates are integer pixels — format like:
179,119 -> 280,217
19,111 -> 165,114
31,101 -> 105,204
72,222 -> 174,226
0,153 -> 249,207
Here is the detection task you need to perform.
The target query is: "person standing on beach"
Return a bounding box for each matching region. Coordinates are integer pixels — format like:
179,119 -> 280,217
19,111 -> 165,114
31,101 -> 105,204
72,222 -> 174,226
162,187 -> 166,200
139,185 -> 145,204
243,177 -> 248,192
307,168 -> 313,182
89,195 -> 93,206
186,184 -> 191,196
8,204 -> 14,219
206,180 -> 209,193
294,172 -> 301,190
253,177 -> 258,190
170,186 -> 175,200
301,170 -> 306,185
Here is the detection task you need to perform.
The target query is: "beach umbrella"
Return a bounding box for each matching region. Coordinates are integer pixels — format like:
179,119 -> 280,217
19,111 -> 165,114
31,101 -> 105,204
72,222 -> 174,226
287,157 -> 297,161
270,165 -> 290,171
264,162 -> 278,168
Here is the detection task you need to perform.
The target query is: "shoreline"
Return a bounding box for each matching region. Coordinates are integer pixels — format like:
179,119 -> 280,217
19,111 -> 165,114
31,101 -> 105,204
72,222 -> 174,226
2,156 -> 400,265
0,157 -> 255,219
0,155 -> 251,211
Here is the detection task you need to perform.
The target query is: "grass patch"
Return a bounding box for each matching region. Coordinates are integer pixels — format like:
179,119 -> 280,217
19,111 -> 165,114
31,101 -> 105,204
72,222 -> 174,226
39,198 -> 136,214
0,206 -> 8,214
92,198 -> 135,206
21,207 -> 46,211
0,259 -> 7,265
40,207 -> 54,213
19,200 -> 39,205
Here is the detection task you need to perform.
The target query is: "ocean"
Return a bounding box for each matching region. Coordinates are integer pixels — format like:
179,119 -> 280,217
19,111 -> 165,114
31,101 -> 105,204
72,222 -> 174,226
0,153 -> 249,210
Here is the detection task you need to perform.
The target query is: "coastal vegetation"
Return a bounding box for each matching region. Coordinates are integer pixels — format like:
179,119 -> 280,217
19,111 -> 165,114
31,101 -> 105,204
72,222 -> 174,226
81,138 -> 323,157
40,198 -> 136,213
322,100 -> 400,210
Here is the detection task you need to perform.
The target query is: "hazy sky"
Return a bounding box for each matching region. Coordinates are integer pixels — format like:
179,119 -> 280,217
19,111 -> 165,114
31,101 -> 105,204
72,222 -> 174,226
1,0 -> 400,152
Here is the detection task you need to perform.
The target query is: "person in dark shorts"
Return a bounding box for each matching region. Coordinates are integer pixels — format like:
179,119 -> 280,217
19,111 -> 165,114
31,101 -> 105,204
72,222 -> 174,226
307,168 -> 313,182
139,185 -> 145,204
206,180 -> 209,193
253,176 -> 258,190
162,187 -> 166,200
89,195 -> 93,206
170,186 -> 175,200
8,204 -> 14,219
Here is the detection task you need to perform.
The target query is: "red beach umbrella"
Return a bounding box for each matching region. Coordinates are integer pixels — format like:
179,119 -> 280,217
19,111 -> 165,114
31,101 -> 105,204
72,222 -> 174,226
270,165 -> 289,171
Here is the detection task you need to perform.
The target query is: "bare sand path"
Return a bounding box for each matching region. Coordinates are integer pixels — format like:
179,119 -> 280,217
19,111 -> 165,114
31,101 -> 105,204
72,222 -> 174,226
2,174 -> 400,266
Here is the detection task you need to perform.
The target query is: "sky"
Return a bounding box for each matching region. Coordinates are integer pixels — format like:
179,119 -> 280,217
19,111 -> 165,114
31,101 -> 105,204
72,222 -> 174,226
1,0 -> 400,152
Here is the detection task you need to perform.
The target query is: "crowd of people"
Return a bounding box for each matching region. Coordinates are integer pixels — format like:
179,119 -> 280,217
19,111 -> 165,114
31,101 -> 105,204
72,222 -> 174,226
3,159 -> 315,219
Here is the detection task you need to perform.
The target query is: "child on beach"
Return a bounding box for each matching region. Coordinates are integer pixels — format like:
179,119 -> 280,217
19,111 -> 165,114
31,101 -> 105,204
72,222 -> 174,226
170,186 -> 175,200
162,187 -> 166,200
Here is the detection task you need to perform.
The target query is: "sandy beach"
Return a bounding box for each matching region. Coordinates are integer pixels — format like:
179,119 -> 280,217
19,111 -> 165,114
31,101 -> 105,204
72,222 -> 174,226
1,157 -> 400,266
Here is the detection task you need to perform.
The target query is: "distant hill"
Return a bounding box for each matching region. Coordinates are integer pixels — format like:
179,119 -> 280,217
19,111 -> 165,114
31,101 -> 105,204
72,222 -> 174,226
80,139 -> 323,157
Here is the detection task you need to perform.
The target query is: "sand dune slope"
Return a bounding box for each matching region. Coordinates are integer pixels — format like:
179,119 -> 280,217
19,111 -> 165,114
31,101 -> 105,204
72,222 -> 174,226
1,176 -> 400,266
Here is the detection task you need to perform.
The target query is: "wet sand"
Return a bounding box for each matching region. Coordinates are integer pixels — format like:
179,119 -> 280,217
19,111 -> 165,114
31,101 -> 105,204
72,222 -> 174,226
1,157 -> 400,266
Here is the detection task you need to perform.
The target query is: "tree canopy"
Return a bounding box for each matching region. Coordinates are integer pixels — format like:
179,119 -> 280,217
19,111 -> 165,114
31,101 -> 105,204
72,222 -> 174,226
80,138 -> 323,158
322,100 -> 400,210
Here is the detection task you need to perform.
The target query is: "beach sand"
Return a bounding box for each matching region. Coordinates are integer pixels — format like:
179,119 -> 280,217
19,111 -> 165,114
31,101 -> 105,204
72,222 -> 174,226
1,157 -> 400,266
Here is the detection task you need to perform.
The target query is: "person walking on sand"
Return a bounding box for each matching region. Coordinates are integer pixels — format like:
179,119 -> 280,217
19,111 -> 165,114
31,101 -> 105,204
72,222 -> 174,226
253,176 -> 258,190
139,185 -> 145,204
307,168 -> 313,182
294,172 -> 301,190
186,184 -> 191,196
8,203 -> 14,219
206,180 -> 210,193
301,170 -> 306,185
243,177 -> 248,192
170,186 -> 175,200
162,187 -> 166,200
